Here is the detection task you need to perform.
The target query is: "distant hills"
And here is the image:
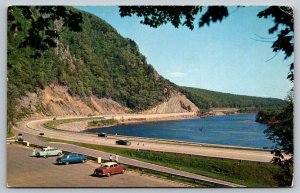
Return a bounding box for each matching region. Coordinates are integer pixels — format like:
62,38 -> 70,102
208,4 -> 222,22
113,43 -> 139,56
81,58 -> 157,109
7,6 -> 284,123
178,86 -> 284,112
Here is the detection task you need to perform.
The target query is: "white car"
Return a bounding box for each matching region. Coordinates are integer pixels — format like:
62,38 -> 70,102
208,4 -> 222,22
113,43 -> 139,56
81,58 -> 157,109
32,146 -> 63,158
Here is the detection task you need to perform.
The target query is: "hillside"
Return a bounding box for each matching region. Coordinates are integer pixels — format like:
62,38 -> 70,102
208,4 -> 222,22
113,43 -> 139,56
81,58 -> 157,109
178,86 -> 284,112
7,6 -> 283,125
7,6 -> 198,122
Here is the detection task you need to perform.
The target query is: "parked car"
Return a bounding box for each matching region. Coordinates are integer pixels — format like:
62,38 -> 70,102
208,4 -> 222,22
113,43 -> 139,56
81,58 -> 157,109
17,133 -> 23,142
93,162 -> 127,177
97,132 -> 107,137
32,146 -> 62,158
116,139 -> 131,146
56,153 -> 87,165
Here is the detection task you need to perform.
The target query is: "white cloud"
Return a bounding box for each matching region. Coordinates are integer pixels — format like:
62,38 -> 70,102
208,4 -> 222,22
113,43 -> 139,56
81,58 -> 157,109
168,72 -> 186,78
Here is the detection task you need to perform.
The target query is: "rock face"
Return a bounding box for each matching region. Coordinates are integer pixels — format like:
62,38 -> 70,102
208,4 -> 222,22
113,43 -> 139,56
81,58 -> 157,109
18,84 -> 198,118
143,92 -> 199,114
18,84 -> 130,117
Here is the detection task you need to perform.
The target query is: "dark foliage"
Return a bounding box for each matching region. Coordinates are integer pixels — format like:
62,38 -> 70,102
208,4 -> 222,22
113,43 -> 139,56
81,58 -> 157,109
264,99 -> 293,185
119,6 -> 228,30
179,86 -> 284,110
8,6 -> 83,58
257,6 -> 294,82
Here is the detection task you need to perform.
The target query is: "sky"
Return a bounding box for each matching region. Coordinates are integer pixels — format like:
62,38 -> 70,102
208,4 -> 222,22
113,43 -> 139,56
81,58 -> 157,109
76,6 -> 293,99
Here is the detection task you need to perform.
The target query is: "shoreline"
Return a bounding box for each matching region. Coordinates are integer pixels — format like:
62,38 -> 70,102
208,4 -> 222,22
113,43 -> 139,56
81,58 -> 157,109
56,112 -> 256,133
85,113 -> 199,130
56,112 -> 198,132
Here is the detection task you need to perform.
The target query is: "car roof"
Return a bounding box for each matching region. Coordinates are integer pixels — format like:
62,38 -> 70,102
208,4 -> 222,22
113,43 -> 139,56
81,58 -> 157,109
64,153 -> 79,155
42,146 -> 57,150
102,162 -> 118,166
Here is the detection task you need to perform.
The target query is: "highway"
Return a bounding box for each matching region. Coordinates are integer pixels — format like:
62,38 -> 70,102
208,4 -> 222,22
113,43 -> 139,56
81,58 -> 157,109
17,117 -> 274,163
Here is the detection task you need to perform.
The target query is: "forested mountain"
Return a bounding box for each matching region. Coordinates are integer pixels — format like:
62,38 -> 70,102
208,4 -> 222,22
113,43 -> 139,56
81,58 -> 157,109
178,86 -> 284,111
8,7 -> 175,110
7,6 -> 284,127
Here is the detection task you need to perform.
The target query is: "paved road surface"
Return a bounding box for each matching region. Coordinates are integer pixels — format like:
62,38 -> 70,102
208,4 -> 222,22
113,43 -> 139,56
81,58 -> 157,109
7,144 -> 184,187
18,118 -> 273,163
10,130 -> 245,187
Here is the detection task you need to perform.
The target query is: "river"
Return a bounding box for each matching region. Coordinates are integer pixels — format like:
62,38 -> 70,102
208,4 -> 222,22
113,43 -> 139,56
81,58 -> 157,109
88,114 -> 274,149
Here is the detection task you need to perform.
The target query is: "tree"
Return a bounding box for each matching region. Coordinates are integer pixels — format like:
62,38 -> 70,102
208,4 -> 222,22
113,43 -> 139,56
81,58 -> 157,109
264,96 -> 293,186
119,5 -> 294,185
8,6 -> 83,58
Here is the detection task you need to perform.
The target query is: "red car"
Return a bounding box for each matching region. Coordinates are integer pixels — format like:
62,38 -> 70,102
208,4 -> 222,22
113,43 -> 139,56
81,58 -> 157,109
94,162 -> 127,177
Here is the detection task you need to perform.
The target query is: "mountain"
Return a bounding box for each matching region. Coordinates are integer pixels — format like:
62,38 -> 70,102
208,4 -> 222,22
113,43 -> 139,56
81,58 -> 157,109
7,6 -> 198,121
178,86 -> 284,112
7,6 -> 283,123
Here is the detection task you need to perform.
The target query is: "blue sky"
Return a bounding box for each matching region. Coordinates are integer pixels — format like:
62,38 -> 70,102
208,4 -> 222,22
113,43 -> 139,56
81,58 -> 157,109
76,6 -> 293,99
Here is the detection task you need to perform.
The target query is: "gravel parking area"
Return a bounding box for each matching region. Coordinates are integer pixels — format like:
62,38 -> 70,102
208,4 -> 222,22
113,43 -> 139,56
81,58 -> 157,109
7,144 -> 184,187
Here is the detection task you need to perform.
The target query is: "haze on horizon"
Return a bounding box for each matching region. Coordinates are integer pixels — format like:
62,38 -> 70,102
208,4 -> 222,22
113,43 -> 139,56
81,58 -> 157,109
77,6 -> 293,100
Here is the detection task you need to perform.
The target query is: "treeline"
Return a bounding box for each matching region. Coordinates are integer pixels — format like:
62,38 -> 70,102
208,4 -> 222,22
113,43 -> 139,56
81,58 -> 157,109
178,86 -> 284,111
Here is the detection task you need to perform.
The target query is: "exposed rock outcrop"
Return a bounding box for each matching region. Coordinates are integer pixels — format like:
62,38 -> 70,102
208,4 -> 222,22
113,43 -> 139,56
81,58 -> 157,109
18,83 -> 198,118
18,84 -> 130,118
143,92 -> 199,114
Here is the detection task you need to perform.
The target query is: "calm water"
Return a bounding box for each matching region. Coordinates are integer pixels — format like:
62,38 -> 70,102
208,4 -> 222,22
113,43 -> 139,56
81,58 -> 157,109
88,114 -> 274,148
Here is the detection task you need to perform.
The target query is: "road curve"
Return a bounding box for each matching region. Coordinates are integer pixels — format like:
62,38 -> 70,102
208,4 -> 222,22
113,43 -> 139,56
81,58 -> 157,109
16,117 -> 274,163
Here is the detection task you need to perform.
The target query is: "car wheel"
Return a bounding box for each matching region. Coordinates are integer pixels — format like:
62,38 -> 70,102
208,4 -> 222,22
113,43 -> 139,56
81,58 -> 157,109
65,162 -> 69,165
107,173 -> 111,177
36,153 -> 40,157
121,169 -> 125,174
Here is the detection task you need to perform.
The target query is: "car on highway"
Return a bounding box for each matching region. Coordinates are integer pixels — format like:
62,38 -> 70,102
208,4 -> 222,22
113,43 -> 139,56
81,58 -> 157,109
97,132 -> 108,137
93,162 -> 127,177
56,153 -> 87,165
116,139 -> 131,146
17,133 -> 23,142
32,146 -> 63,158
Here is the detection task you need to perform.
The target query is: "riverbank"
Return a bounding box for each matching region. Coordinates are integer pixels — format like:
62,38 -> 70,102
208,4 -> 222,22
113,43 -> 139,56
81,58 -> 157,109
57,112 -> 198,132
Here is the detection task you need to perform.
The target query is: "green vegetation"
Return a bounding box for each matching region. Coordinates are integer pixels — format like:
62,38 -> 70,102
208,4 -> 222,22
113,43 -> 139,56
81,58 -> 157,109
43,117 -> 103,130
262,98 -> 294,186
7,130 -> 15,138
255,110 -> 280,124
8,6 -> 174,127
179,86 -> 284,111
88,119 -> 118,127
40,136 -> 287,187
127,166 -> 222,187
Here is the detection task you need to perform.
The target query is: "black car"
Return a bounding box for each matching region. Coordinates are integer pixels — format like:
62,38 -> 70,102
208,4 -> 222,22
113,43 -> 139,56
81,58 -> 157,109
17,133 -> 23,142
97,133 -> 107,137
116,139 -> 131,146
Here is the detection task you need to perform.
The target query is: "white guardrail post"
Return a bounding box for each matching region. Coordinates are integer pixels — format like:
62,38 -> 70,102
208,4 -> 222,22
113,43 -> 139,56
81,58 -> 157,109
97,157 -> 102,163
